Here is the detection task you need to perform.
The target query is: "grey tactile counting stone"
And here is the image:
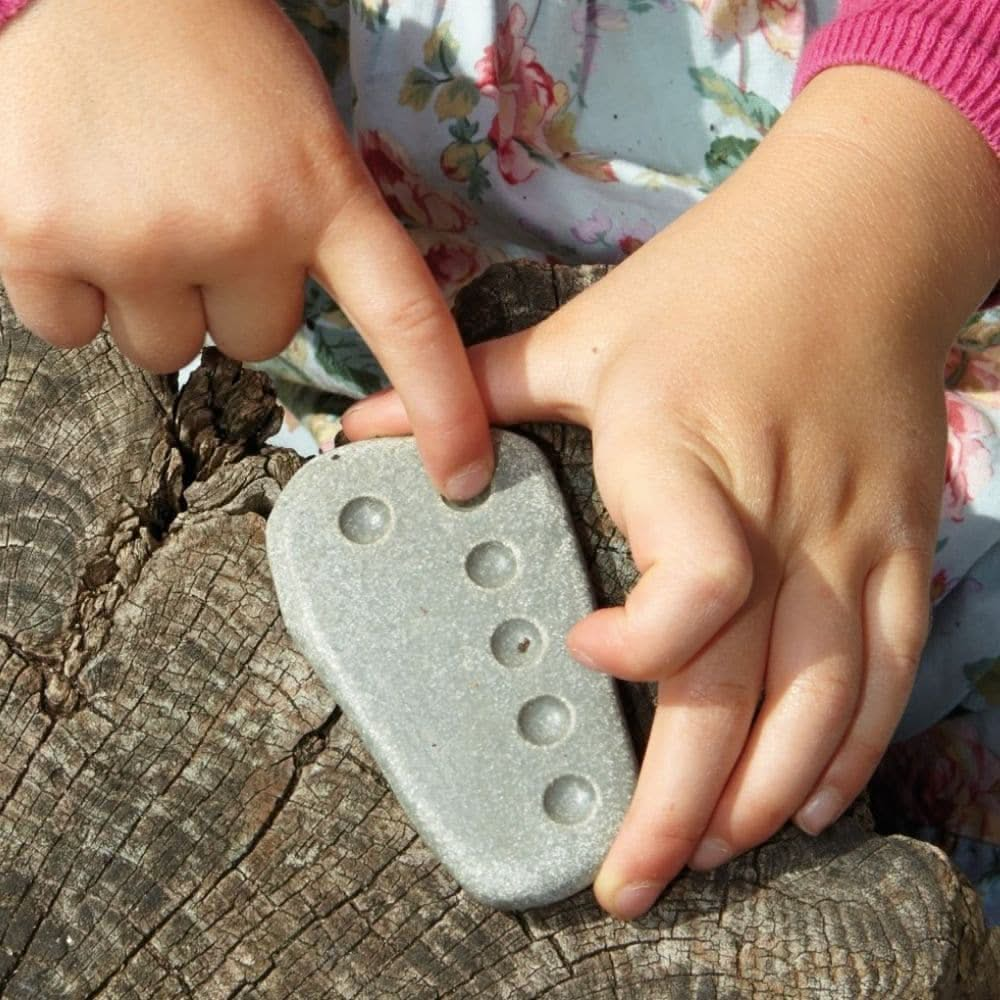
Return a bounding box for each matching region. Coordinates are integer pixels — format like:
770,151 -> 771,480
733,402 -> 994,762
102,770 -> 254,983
266,430 -> 637,908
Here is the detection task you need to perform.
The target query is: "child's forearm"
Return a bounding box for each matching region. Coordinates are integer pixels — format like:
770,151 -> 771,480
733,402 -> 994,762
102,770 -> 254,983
796,1 -> 1000,157
686,64 -> 1000,363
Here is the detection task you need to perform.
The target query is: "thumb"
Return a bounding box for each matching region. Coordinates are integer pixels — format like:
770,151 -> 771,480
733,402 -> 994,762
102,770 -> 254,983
341,315 -> 596,439
567,438 -> 754,682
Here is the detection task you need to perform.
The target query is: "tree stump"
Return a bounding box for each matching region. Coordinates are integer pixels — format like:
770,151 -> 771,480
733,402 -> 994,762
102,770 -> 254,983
0,264 -> 996,999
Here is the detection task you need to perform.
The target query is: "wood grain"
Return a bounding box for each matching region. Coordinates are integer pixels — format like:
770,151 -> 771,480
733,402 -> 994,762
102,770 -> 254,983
0,265 -> 995,998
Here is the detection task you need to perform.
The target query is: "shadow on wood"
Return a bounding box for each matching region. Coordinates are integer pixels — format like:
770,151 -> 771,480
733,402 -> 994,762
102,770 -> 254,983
0,264 -> 996,998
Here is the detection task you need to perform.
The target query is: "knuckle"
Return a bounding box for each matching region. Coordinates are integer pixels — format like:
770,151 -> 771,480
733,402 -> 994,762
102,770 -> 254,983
419,393 -> 487,444
631,814 -> 701,861
888,510 -> 937,553
225,320 -> 300,363
377,291 -> 450,344
750,800 -> 792,836
692,546 -> 753,616
623,655 -> 667,683
650,827 -> 701,860
132,338 -> 203,375
785,667 -> 858,720
215,196 -> 275,257
678,677 -> 758,713
323,179 -> 382,240
1,198 -> 64,255
882,632 -> 926,685
33,318 -> 101,350
107,222 -> 170,282
2,278 -> 102,349
114,201 -> 271,283
844,736 -> 890,780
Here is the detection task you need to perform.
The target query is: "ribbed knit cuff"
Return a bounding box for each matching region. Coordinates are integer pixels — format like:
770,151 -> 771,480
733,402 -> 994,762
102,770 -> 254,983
794,1 -> 1000,156
0,0 -> 31,29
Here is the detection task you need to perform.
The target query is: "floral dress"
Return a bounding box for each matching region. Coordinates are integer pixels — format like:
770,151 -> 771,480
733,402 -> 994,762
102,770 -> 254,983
264,0 -> 1000,924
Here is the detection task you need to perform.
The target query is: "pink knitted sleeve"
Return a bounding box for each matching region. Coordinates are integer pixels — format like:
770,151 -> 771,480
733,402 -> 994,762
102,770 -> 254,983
0,0 -> 31,28
794,1 -> 1000,156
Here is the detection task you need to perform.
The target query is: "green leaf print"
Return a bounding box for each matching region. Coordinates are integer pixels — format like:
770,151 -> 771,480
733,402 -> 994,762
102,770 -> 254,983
423,23 -> 460,76
689,67 -> 780,134
350,0 -> 388,32
441,118 -> 493,201
434,77 -> 480,121
959,307 -> 1000,350
704,136 -> 758,187
303,278 -> 336,330
441,139 -> 491,178
448,117 -> 480,143
314,336 -> 386,396
466,162 -> 492,203
278,1 -> 349,81
399,68 -> 439,112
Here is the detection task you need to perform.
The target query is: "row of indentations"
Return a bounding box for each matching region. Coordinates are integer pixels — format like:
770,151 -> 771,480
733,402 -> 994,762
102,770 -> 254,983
337,493 -> 596,825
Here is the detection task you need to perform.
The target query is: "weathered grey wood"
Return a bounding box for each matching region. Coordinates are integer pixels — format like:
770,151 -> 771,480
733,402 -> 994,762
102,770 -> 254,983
0,265 -> 996,999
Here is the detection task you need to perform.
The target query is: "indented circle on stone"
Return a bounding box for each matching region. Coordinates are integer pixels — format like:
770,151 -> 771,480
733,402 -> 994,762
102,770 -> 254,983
543,775 -> 597,825
517,696 -> 572,746
338,496 -> 391,544
490,618 -> 543,667
466,541 -> 517,588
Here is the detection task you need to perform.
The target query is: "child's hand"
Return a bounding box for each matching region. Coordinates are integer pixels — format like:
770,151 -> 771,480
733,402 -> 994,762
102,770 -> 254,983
0,0 -> 492,500
343,67 -> 1000,917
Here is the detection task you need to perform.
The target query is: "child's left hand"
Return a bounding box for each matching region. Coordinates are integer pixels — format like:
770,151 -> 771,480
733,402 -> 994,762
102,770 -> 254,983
342,67 -> 1000,919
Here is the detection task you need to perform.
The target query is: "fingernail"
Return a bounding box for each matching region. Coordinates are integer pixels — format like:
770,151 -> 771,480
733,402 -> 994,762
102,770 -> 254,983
796,788 -> 844,836
444,459 -> 493,502
609,881 -> 662,921
689,837 -> 732,871
338,410 -> 363,441
567,645 -> 598,669
342,387 -> 391,421
340,403 -> 369,427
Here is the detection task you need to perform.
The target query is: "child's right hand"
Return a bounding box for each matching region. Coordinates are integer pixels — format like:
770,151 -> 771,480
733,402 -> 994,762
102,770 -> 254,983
0,0 -> 493,500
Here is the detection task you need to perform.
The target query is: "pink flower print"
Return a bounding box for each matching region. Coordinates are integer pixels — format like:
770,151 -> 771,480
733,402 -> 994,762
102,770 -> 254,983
687,0 -> 805,59
879,718 -> 1000,840
618,219 -> 656,256
414,234 -> 492,302
571,209 -> 614,245
943,392 -> 994,522
570,211 -> 655,258
474,4 -> 575,184
930,568 -> 950,604
927,720 -> 999,840
944,344 -> 963,384
358,130 -> 474,233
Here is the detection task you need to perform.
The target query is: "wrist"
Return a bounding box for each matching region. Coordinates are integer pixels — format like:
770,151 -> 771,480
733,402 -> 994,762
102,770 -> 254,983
692,66 -> 1000,359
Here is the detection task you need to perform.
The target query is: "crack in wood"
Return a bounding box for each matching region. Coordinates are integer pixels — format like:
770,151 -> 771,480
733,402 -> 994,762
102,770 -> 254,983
1,269 -> 996,998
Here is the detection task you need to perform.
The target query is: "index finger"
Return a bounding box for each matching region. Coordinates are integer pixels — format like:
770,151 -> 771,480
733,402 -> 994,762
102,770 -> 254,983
311,172 -> 492,501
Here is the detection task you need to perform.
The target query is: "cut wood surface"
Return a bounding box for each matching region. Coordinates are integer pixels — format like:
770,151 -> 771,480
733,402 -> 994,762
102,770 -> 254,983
0,264 -> 996,998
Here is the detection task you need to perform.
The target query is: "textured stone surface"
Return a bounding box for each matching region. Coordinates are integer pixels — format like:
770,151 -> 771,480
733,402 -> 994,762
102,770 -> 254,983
267,430 -> 637,908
